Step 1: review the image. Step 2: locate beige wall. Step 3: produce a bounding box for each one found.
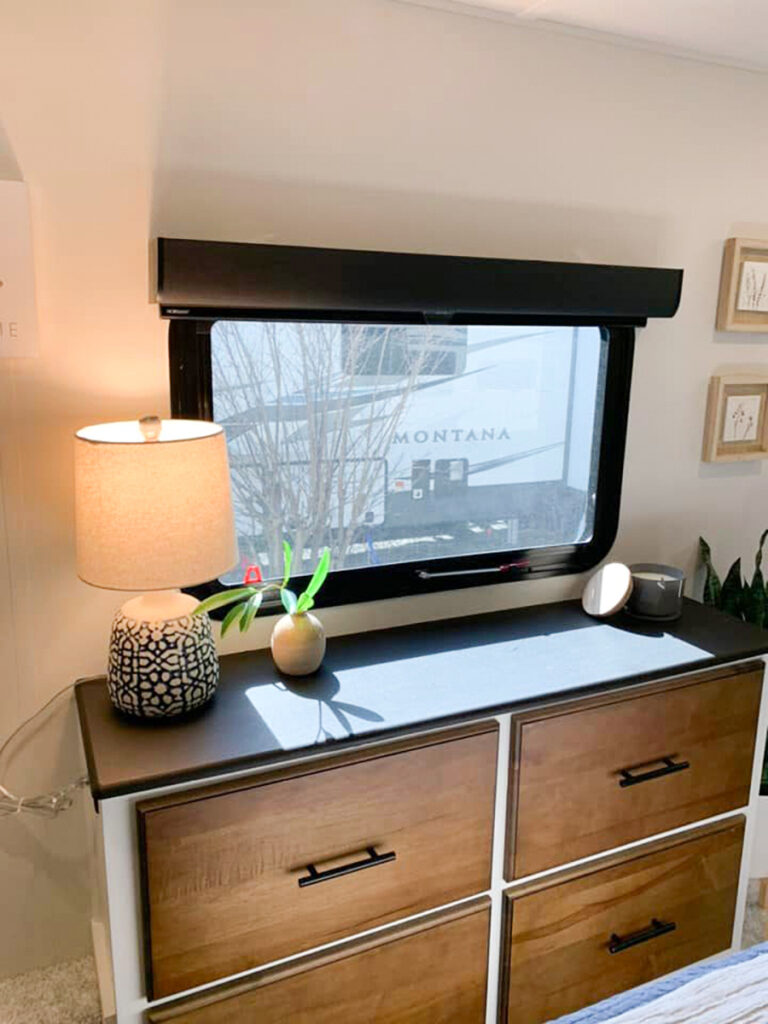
[1,0,768,976]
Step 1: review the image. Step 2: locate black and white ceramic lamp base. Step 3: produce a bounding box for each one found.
[107,592,219,717]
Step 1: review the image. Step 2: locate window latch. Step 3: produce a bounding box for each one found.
[416,560,530,580]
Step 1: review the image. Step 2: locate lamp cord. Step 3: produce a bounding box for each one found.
[0,683,89,818]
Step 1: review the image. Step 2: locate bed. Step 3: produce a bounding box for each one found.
[553,942,768,1024]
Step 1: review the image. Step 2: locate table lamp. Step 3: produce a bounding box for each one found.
[74,416,237,717]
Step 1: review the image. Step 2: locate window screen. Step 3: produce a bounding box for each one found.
[210,321,607,585]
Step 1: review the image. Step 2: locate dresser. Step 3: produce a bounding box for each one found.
[75,599,768,1023]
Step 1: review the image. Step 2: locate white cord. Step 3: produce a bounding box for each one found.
[0,683,89,818]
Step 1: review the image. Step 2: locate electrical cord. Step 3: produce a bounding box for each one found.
[0,682,89,818]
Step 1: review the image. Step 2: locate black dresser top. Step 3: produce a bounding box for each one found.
[75,598,768,802]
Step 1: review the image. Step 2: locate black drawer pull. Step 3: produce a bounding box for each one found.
[608,918,676,954]
[298,846,396,888]
[618,756,690,788]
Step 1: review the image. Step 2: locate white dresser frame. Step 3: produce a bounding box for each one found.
[86,655,768,1024]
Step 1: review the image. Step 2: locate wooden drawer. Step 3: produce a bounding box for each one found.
[500,817,744,1024]
[138,721,498,999]
[146,899,491,1023]
[507,663,761,878]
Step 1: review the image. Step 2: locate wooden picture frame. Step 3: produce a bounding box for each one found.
[703,372,768,462]
[717,238,768,332]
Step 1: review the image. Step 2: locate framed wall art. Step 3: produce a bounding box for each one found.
[716,238,768,332]
[703,371,768,462]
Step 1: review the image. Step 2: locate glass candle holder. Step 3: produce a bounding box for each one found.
[627,563,685,621]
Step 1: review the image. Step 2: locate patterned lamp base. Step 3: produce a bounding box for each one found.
[107,604,219,718]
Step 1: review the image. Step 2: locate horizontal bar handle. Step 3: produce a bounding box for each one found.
[298,846,396,888]
[618,756,690,788]
[608,918,676,955]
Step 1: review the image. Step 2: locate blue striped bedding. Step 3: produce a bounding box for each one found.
[552,942,768,1024]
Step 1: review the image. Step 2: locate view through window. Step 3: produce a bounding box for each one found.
[211,322,607,584]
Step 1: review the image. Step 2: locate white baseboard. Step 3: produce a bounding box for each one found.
[91,919,116,1024]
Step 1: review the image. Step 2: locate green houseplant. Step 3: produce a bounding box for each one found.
[699,530,768,627]
[700,530,768,790]
[195,542,331,675]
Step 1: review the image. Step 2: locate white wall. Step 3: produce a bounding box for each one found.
[1,0,768,976]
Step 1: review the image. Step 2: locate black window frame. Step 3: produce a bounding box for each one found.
[170,317,635,614]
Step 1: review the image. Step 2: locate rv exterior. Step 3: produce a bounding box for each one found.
[212,321,605,577]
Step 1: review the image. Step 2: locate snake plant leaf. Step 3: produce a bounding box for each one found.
[756,528,768,571]
[280,588,298,615]
[743,530,768,627]
[281,540,292,589]
[304,548,331,601]
[699,537,722,607]
[239,591,263,632]
[194,587,256,616]
[744,571,767,627]
[221,601,247,637]
[720,558,744,620]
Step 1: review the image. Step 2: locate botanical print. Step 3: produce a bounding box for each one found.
[722,393,762,443]
[737,261,768,312]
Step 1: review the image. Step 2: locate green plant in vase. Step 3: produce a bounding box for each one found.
[195,542,331,675]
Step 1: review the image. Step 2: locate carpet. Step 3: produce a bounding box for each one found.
[0,956,101,1024]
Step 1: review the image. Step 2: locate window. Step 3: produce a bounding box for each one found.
[169,317,634,607]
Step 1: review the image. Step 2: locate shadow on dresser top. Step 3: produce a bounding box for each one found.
[75,598,768,803]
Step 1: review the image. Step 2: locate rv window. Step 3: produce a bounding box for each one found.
[176,318,632,607]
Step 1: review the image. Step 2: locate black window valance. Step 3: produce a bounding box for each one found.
[154,238,683,327]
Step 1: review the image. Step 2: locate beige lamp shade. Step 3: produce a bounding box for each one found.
[74,418,237,591]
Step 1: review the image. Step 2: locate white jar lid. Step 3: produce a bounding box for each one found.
[581,562,633,619]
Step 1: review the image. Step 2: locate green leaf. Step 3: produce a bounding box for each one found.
[239,591,263,632]
[281,540,292,589]
[221,602,246,637]
[194,587,256,616]
[295,593,315,614]
[744,569,767,627]
[699,537,722,607]
[304,548,331,602]
[744,530,768,626]
[280,588,298,615]
[721,558,744,620]
[756,529,768,572]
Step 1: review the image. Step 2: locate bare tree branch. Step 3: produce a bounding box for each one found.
[212,322,440,577]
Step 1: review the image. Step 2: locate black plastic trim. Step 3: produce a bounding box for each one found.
[170,320,635,613]
[169,319,213,420]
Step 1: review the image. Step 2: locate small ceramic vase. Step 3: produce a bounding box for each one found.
[270,612,326,676]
